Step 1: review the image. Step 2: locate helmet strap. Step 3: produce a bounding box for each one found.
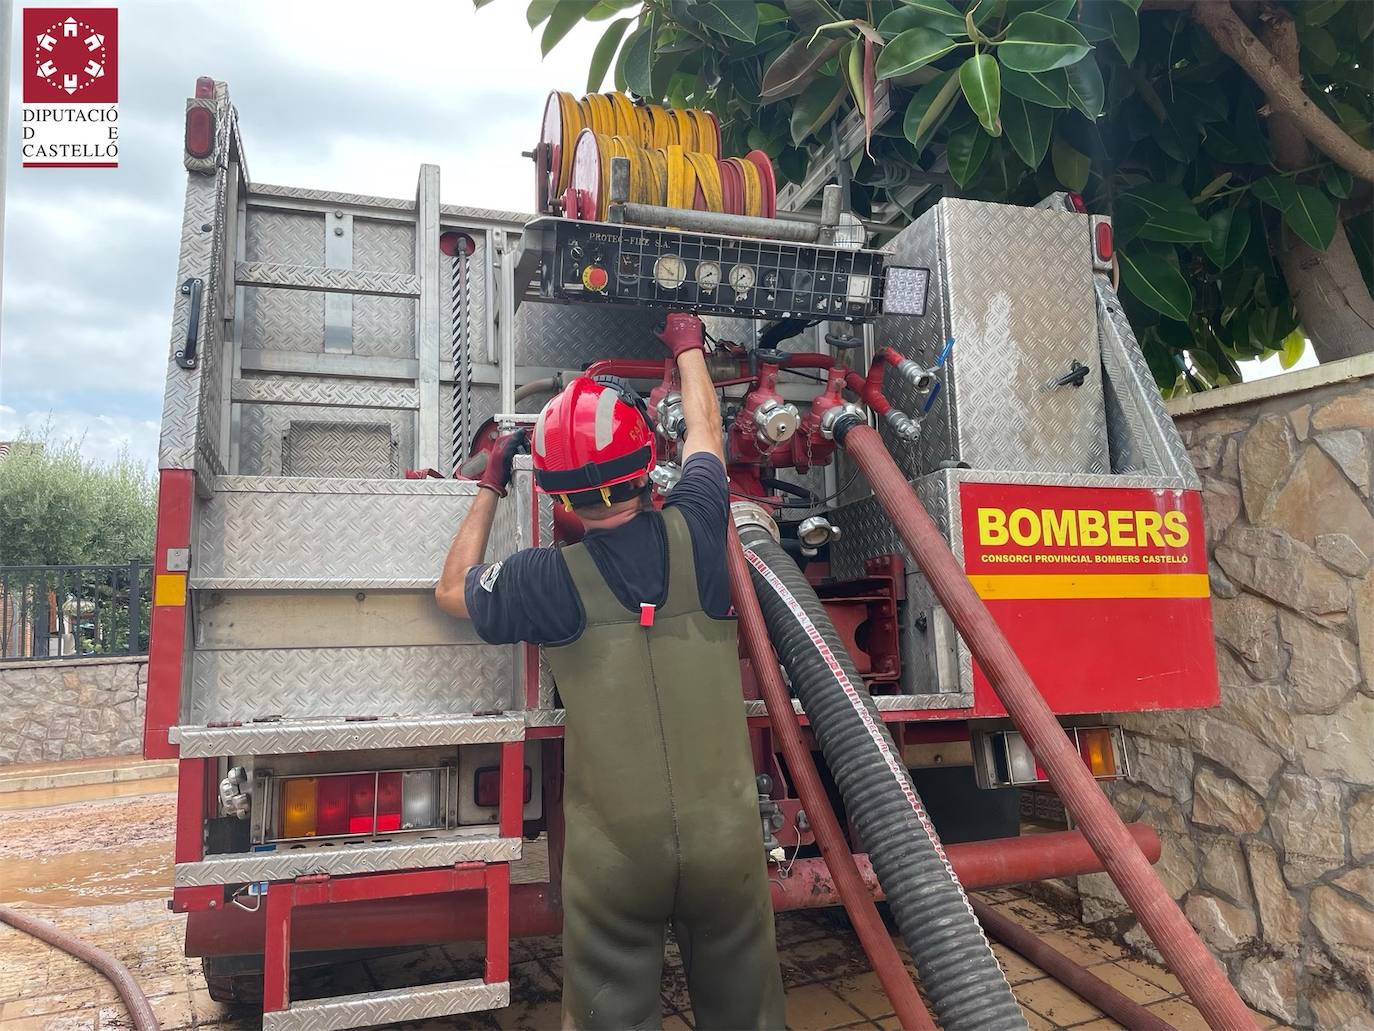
[559,494,573,512]
[599,486,612,506]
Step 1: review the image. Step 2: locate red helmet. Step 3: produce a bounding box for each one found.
[532,375,655,497]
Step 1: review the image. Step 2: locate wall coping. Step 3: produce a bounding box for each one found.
[1166,353,1374,418]
[0,654,147,673]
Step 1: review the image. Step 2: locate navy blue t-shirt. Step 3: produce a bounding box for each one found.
[464,453,731,645]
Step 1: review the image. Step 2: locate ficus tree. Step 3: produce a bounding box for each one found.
[492,0,1373,394]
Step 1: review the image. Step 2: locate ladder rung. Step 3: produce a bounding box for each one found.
[236,260,420,298]
[261,977,509,1031]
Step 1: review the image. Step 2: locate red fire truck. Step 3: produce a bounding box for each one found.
[145,78,1220,1029]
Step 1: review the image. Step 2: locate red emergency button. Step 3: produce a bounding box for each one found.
[582,265,609,292]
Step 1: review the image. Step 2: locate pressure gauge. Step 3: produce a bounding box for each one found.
[654,253,687,290]
[696,260,721,291]
[728,263,756,295]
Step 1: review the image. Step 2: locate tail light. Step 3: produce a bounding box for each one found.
[1068,192,1087,213]
[271,768,449,841]
[474,765,533,808]
[194,76,216,99]
[185,106,215,159]
[1094,221,1114,262]
[974,726,1125,788]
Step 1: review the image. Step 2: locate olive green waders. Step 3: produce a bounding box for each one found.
[545,508,785,1030]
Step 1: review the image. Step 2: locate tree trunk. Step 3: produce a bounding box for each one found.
[1261,8,1374,363]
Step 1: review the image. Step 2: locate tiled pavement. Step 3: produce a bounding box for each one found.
[0,766,1289,1030]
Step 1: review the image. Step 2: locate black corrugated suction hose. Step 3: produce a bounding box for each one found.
[739,528,1026,1031]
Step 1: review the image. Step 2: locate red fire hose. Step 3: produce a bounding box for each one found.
[837,421,1256,1030]
[726,531,936,1031]
[970,898,1176,1031]
[0,905,159,1031]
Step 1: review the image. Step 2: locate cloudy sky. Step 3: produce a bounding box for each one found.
[0,0,600,467]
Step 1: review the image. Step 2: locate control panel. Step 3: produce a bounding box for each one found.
[529,216,890,321]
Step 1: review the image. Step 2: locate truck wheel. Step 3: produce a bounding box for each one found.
[201,957,263,1007]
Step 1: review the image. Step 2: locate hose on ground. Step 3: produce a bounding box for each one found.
[0,905,159,1031]
[837,420,1256,1030]
[970,898,1175,1031]
[738,527,1027,1031]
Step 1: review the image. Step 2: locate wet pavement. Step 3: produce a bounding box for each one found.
[0,764,1287,1031]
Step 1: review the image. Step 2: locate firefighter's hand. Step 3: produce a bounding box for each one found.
[656,313,706,358]
[476,429,529,497]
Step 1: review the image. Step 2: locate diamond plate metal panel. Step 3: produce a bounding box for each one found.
[174,832,520,887]
[244,210,327,354]
[194,481,517,582]
[232,376,418,410]
[354,218,419,359]
[173,714,524,757]
[1096,277,1198,487]
[237,404,414,476]
[262,979,510,1031]
[283,422,396,479]
[250,182,532,227]
[515,301,664,368]
[235,261,419,297]
[187,645,517,724]
[878,200,1108,477]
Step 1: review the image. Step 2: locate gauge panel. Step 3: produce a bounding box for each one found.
[533,216,889,321]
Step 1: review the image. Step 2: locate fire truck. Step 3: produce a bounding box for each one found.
[145,78,1228,1029]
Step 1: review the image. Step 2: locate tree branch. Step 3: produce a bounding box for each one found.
[1189,0,1374,184]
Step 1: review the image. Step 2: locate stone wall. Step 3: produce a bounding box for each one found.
[1072,356,1374,1029]
[0,656,147,765]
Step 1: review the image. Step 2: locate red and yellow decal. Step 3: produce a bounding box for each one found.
[957,482,1217,717]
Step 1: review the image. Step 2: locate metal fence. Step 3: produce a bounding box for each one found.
[0,561,152,660]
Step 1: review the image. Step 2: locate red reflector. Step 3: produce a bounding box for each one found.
[194,76,216,99]
[348,773,376,834]
[316,777,350,836]
[474,766,533,808]
[1068,192,1086,213]
[185,107,215,159]
[1095,222,1114,262]
[376,772,403,832]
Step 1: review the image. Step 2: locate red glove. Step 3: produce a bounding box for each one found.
[656,313,706,359]
[476,429,528,497]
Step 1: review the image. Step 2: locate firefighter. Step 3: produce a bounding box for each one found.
[435,313,785,1031]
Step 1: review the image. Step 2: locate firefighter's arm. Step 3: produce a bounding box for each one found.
[435,489,499,619]
[658,314,724,464]
[435,430,527,619]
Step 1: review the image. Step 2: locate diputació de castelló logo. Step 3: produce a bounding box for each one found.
[21,7,120,168]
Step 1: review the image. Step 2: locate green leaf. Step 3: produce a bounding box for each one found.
[1252,175,1298,213]
[621,23,655,97]
[1078,0,1138,63]
[879,0,967,37]
[1000,66,1069,108]
[1323,164,1353,199]
[1203,205,1251,270]
[790,75,848,144]
[1116,185,1211,243]
[761,36,846,98]
[542,0,597,56]
[696,2,760,42]
[998,12,1092,72]
[1194,172,1232,203]
[1004,0,1075,18]
[786,0,844,32]
[1064,56,1103,118]
[584,0,639,19]
[1120,247,1193,322]
[959,53,1002,136]
[1050,133,1089,191]
[758,3,789,23]
[1278,328,1307,369]
[1299,25,1340,68]
[1299,0,1345,26]
[1002,94,1052,168]
[946,120,992,187]
[875,27,959,79]
[1284,185,1337,250]
[527,0,557,28]
[903,68,962,150]
[588,17,633,93]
